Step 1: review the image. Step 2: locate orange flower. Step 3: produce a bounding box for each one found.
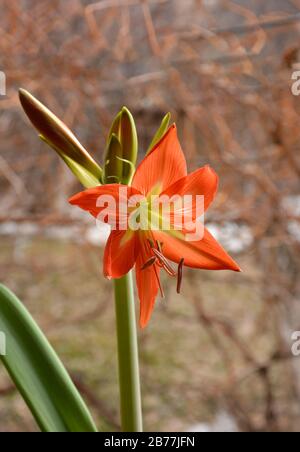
[70,125,241,328]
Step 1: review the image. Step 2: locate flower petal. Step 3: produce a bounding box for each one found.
[154,228,241,272]
[135,236,161,328]
[69,184,142,229]
[132,125,187,196]
[161,165,218,213]
[104,230,137,279]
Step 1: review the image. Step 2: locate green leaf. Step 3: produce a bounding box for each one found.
[147,112,171,155]
[0,284,98,432]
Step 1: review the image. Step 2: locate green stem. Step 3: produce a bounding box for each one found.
[114,272,143,432]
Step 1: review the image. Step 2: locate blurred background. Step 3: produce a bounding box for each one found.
[1,0,300,432]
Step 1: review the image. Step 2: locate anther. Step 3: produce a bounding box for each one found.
[177,258,184,294]
[141,256,157,271]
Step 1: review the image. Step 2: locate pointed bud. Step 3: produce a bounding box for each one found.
[147,112,171,155]
[19,89,103,188]
[103,134,123,184]
[104,107,138,185]
[107,110,122,139]
[119,107,138,183]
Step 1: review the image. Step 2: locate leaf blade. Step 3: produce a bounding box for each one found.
[0,284,98,432]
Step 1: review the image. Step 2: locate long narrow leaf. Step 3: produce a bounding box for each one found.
[0,284,98,432]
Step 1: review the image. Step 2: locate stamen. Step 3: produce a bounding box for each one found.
[141,256,157,270]
[143,240,164,297]
[177,258,184,294]
[154,242,164,268]
[154,265,165,298]
[156,242,165,269]
[156,240,163,253]
[152,249,177,277]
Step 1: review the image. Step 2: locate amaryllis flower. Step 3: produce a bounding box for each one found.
[70,125,241,328]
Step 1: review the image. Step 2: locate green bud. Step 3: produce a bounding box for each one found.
[19,88,103,188]
[103,134,123,184]
[39,135,101,188]
[147,112,171,155]
[119,107,138,182]
[104,107,138,185]
[107,110,122,139]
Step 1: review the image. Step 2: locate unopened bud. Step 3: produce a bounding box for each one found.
[104,107,138,184]
[19,88,103,188]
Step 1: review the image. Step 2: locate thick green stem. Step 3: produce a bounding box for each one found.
[114,272,143,432]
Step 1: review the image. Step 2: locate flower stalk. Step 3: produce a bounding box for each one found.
[114,274,143,432]
[106,108,143,432]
